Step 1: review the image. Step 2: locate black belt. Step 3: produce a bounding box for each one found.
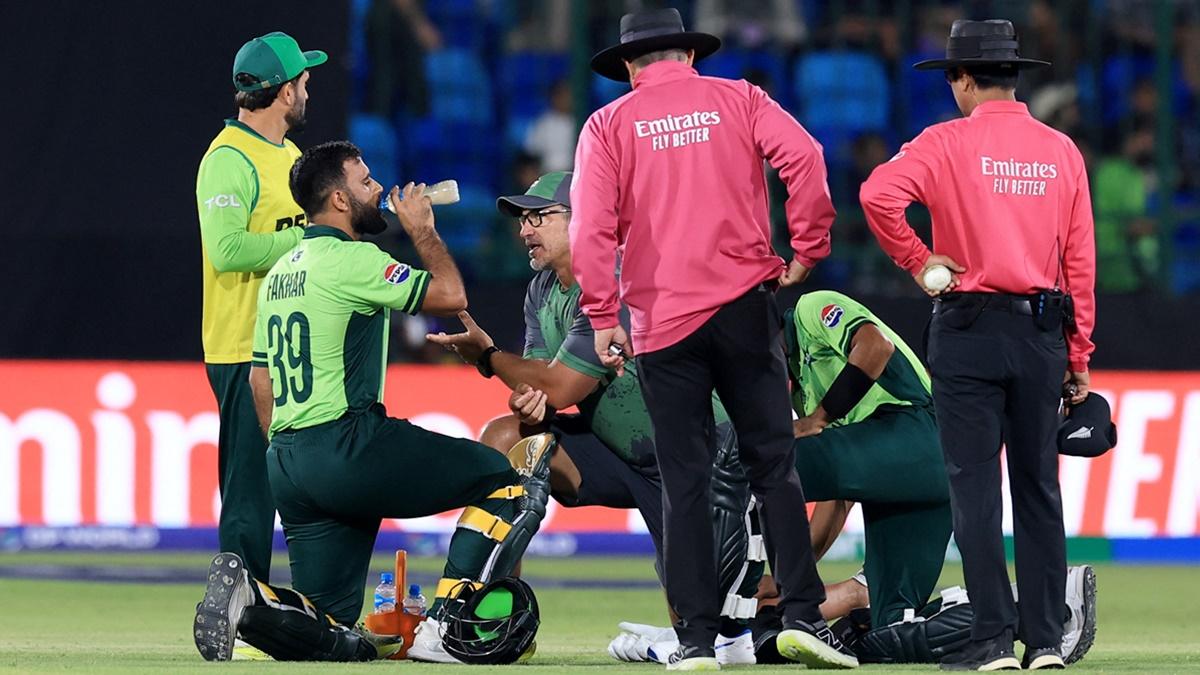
[935,292,1033,316]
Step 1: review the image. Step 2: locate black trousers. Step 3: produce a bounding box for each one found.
[637,286,825,649]
[928,301,1067,649]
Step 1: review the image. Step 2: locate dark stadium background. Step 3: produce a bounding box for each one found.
[0,0,1196,370]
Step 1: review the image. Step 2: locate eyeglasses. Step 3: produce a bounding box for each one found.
[518,209,571,228]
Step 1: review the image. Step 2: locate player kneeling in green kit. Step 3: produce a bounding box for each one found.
[755,290,1095,666]
[753,289,953,662]
[613,290,1097,665]
[192,141,553,663]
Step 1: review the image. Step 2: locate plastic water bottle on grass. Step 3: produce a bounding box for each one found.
[373,572,396,613]
[402,584,427,616]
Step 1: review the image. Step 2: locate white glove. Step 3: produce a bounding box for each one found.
[607,622,677,663]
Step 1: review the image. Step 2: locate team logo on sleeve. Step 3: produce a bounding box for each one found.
[203,194,242,210]
[820,304,844,328]
[384,262,411,284]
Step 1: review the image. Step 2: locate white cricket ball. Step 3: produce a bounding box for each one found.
[924,264,952,292]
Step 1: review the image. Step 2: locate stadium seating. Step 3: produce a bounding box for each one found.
[349,114,400,193]
[696,48,793,109]
[499,51,570,149]
[794,50,891,165]
[425,48,495,126]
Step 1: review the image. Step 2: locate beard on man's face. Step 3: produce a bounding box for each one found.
[350,192,388,235]
[285,99,307,134]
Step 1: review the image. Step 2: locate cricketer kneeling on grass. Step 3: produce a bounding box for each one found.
[611,290,1097,666]
[192,141,552,663]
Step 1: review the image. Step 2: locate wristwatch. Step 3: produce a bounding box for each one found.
[476,345,500,378]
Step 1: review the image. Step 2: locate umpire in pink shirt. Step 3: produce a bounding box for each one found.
[569,8,856,670]
[861,20,1096,672]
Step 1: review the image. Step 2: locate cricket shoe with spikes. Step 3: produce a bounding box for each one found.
[193,552,252,661]
[1061,564,1097,664]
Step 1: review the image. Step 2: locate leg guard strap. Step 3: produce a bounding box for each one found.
[480,504,544,582]
[486,486,526,500]
[436,577,483,600]
[721,593,759,620]
[458,506,513,543]
[442,434,556,589]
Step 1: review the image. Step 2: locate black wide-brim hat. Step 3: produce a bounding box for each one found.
[914,19,1050,71]
[1058,393,1118,458]
[591,8,721,82]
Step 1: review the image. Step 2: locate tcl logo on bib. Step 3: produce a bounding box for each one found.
[203,194,242,210]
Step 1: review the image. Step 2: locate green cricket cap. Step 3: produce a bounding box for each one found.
[497,171,572,217]
[233,31,327,92]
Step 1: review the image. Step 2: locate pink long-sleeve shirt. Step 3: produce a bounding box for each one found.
[860,100,1096,372]
[569,61,834,354]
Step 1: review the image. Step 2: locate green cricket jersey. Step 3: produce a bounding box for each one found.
[251,225,430,434]
[523,270,728,467]
[785,290,931,427]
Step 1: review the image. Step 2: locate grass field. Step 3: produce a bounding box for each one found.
[0,552,1196,673]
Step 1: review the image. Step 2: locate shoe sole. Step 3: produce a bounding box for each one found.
[1064,565,1097,665]
[776,630,859,669]
[1027,654,1065,669]
[232,639,272,661]
[979,656,1022,671]
[407,647,461,663]
[193,553,251,662]
[407,641,463,664]
[666,656,720,671]
[941,656,1021,672]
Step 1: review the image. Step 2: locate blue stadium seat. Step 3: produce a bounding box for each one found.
[433,182,497,253]
[590,73,630,109]
[500,52,569,118]
[795,51,890,132]
[424,0,494,49]
[897,49,960,137]
[1076,54,1190,127]
[1170,195,1200,294]
[696,49,792,108]
[347,0,372,109]
[405,118,501,188]
[794,50,891,163]
[425,48,495,125]
[349,114,399,192]
[499,51,570,149]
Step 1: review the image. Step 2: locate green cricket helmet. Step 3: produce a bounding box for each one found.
[438,577,540,664]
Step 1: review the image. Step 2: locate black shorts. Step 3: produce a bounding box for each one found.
[549,414,664,579]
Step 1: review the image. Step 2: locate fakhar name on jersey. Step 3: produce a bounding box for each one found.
[267,271,307,301]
